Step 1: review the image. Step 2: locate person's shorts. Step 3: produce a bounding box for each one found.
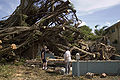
[42,59,46,63]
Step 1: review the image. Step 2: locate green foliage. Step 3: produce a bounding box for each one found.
[19,14,28,26]
[0,58,7,63]
[94,25,107,37]
[62,25,104,42]
[71,43,79,47]
[62,30,74,43]
[14,61,24,66]
[79,25,97,40]
[80,25,92,32]
[0,65,15,78]
[14,58,25,66]
[95,25,99,28]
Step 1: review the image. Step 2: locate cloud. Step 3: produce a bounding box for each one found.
[105,20,120,27]
[71,0,120,16]
[105,22,111,26]
[79,21,87,27]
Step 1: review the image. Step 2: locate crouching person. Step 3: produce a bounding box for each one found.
[64,48,71,75]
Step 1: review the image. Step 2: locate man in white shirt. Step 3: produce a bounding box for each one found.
[64,48,71,74]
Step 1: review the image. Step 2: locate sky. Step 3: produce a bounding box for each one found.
[0,0,120,31]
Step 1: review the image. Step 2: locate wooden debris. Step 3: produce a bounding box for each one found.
[0,45,2,49]
[11,44,17,50]
[0,0,80,61]
[0,0,117,62]
[70,46,96,57]
[85,72,94,79]
[55,68,65,75]
[0,40,2,44]
[100,73,107,78]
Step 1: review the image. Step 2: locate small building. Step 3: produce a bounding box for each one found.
[105,21,120,52]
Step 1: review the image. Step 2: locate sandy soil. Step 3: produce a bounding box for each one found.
[0,64,119,80]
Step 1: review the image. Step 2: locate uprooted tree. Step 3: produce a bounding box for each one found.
[0,0,117,62]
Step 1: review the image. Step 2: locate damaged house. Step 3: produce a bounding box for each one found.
[105,21,120,52]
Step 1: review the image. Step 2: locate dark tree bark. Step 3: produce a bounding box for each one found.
[0,0,117,62]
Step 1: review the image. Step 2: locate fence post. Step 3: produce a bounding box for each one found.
[76,53,80,76]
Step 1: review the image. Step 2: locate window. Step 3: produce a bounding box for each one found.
[111,28,115,33]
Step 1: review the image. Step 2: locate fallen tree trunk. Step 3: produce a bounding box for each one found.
[0,0,117,62]
[1,0,78,28]
[70,46,101,60]
[70,46,95,56]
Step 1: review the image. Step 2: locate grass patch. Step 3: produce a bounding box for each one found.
[0,64,15,78]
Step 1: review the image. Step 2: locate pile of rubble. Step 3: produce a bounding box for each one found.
[0,0,117,62]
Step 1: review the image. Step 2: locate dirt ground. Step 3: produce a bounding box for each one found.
[0,63,120,80]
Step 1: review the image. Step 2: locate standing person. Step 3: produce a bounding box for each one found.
[64,48,71,74]
[41,46,48,70]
